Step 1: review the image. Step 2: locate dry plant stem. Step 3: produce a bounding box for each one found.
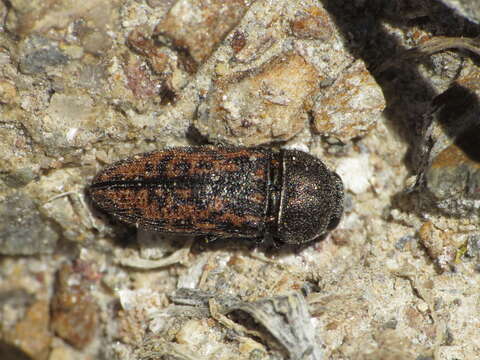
[378,36,480,73]
[208,298,265,340]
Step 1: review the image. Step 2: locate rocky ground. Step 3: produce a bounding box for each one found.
[1,0,480,359]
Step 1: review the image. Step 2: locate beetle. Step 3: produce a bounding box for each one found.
[88,146,344,244]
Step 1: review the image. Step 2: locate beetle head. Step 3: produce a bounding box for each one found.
[277,150,344,244]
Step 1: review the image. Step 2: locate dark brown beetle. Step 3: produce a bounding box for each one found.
[88,147,343,244]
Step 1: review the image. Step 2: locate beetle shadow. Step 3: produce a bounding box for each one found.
[189,235,258,255]
[320,0,480,173]
[430,83,480,162]
[189,232,330,258]
[185,124,210,146]
[261,234,331,257]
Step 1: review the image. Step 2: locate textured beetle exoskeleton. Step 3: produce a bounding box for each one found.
[89,146,344,244]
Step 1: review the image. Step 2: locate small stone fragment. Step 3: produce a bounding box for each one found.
[0,289,34,329]
[0,192,58,255]
[418,221,457,271]
[416,68,480,216]
[195,53,319,146]
[127,28,182,104]
[175,319,208,346]
[50,261,99,350]
[0,80,18,105]
[313,59,386,142]
[128,28,172,73]
[289,5,335,40]
[146,0,172,8]
[154,0,251,70]
[0,122,36,186]
[336,154,373,194]
[81,30,112,56]
[0,167,36,188]
[6,0,117,38]
[123,53,158,100]
[18,35,69,75]
[425,144,480,202]
[48,346,75,360]
[1,300,52,360]
[4,0,53,35]
[28,92,123,155]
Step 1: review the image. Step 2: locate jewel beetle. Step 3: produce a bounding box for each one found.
[88,146,344,244]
